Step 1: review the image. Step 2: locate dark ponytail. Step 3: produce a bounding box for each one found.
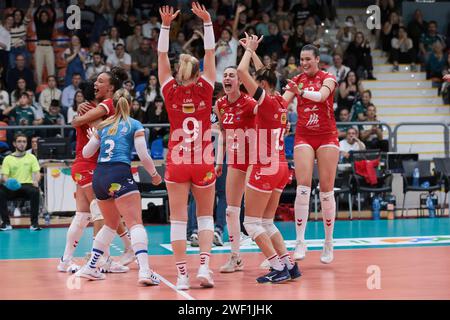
[301,44,320,57]
[255,63,277,88]
[103,67,129,92]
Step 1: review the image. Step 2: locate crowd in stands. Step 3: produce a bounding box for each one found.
[0,0,449,158]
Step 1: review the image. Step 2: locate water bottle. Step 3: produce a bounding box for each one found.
[372,195,381,220]
[412,168,420,187]
[44,212,50,226]
[426,194,435,218]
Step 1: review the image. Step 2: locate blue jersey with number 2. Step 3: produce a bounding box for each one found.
[98,118,144,165]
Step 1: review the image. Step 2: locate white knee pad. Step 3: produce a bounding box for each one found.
[74,211,91,228]
[295,186,311,206]
[320,191,335,212]
[90,199,104,222]
[262,218,279,238]
[197,216,214,232]
[171,220,187,242]
[243,216,265,240]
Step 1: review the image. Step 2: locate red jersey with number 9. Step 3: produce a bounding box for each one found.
[255,90,288,164]
[291,70,337,136]
[74,98,115,163]
[162,76,214,164]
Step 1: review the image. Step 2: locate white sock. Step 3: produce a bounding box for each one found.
[88,225,116,269]
[176,261,187,277]
[280,253,294,270]
[129,224,149,271]
[226,206,241,254]
[294,186,311,242]
[320,191,336,242]
[267,254,284,271]
[119,229,132,250]
[62,212,90,261]
[200,252,211,268]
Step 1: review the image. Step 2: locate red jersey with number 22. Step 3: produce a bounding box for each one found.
[74,98,115,163]
[291,70,337,136]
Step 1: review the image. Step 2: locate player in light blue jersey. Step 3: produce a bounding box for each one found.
[75,89,162,286]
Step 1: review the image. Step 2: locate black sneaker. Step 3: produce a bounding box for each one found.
[256,266,291,284]
[0,223,12,231]
[288,262,302,280]
[30,225,42,231]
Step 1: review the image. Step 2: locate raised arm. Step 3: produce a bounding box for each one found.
[237,34,263,97]
[192,2,216,84]
[157,6,180,86]
[239,37,264,71]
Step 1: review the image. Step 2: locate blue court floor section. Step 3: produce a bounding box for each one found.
[0,218,449,260]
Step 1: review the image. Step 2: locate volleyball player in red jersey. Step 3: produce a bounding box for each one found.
[237,34,301,283]
[214,66,257,273]
[283,44,339,264]
[57,68,131,273]
[158,4,216,290]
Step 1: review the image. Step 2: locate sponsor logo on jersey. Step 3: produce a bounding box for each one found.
[304,105,319,113]
[182,103,195,114]
[281,113,287,124]
[306,113,319,127]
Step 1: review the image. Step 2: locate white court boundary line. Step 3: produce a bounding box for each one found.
[153,272,195,300]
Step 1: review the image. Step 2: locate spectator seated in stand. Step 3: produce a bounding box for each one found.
[390,26,416,72]
[38,75,61,113]
[359,104,389,152]
[339,127,366,163]
[43,99,65,138]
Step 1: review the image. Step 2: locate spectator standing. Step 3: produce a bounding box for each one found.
[9,1,34,68]
[33,1,56,86]
[64,35,87,87]
[215,5,243,83]
[407,9,427,58]
[0,16,12,81]
[287,24,306,59]
[0,133,41,231]
[291,0,316,27]
[381,11,401,54]
[39,75,61,113]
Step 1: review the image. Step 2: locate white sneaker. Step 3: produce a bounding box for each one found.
[259,259,270,269]
[119,248,136,266]
[320,241,334,264]
[239,232,253,246]
[98,256,129,273]
[293,240,307,260]
[57,257,80,273]
[176,274,190,290]
[138,269,160,286]
[220,254,244,273]
[75,265,106,280]
[197,265,214,288]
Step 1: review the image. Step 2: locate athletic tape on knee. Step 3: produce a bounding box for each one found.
[90,199,104,222]
[320,191,336,214]
[262,218,279,238]
[170,220,187,242]
[243,216,265,240]
[74,211,91,228]
[197,216,214,232]
[295,185,311,206]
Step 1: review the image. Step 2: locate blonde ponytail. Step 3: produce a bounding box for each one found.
[179,54,200,82]
[97,89,131,136]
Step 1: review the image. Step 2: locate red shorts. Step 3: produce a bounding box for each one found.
[165,162,216,188]
[294,133,339,152]
[228,163,250,173]
[247,162,290,193]
[71,161,97,187]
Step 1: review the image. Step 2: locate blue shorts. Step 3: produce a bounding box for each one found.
[92,162,139,200]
